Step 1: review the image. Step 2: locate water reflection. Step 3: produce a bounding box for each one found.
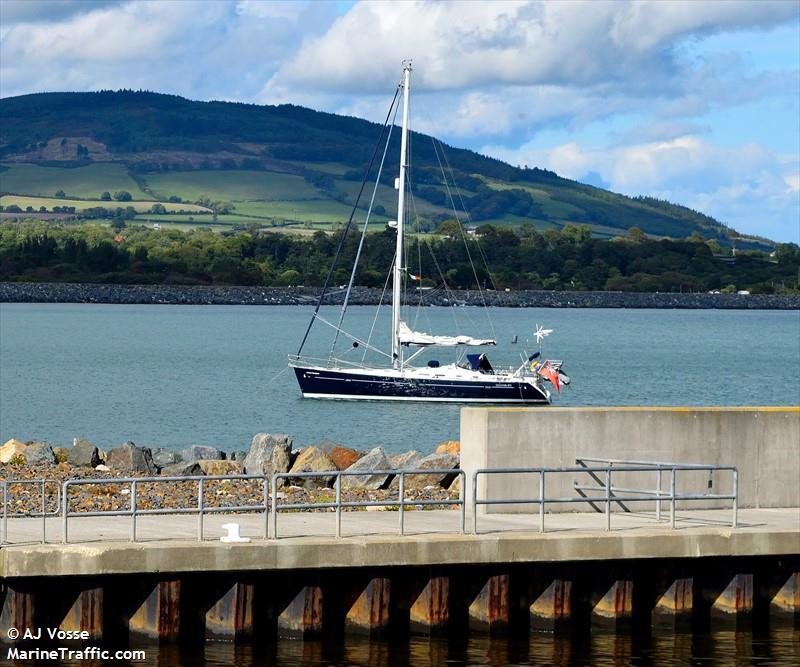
[62,628,796,667]
[39,628,800,667]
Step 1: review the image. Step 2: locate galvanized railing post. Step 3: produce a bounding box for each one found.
[41,479,46,544]
[670,468,676,529]
[459,470,465,534]
[605,468,611,531]
[539,470,545,533]
[131,480,137,542]
[197,478,204,541]
[472,472,478,535]
[732,468,738,528]
[399,472,405,536]
[656,465,662,522]
[263,475,269,540]
[271,475,278,540]
[335,473,342,539]
[62,481,69,543]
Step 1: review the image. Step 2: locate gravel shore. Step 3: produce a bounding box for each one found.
[0,462,460,516]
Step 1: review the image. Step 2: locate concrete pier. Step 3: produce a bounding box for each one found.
[0,508,797,645]
[1,405,798,647]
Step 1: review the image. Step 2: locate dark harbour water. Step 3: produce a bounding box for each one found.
[1,304,798,453]
[2,304,799,666]
[44,628,800,667]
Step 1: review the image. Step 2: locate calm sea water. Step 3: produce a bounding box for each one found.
[1,303,798,454]
[52,628,800,667]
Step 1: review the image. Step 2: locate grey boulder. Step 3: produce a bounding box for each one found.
[160,461,204,477]
[24,441,56,465]
[403,453,460,490]
[390,450,424,470]
[179,445,226,462]
[152,448,181,468]
[106,441,157,474]
[69,437,100,468]
[341,447,393,490]
[243,433,292,477]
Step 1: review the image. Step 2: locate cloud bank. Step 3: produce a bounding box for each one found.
[1,0,798,241]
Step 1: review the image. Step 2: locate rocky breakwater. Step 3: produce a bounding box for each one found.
[2,282,798,309]
[0,436,462,515]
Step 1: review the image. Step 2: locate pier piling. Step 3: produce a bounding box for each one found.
[129,579,181,642]
[529,578,573,632]
[468,574,510,632]
[410,576,449,634]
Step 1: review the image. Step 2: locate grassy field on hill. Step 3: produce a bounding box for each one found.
[144,169,321,201]
[0,194,210,214]
[0,162,147,199]
[0,90,759,245]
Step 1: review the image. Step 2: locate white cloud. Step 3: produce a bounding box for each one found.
[485,135,800,241]
[0,1,339,100]
[0,0,797,241]
[264,0,797,94]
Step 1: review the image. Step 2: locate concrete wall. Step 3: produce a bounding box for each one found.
[460,407,800,513]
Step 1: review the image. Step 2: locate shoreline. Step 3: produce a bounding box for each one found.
[1,282,798,309]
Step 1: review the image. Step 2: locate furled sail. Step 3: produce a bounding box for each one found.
[398,321,496,347]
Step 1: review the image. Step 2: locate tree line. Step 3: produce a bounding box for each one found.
[0,220,797,294]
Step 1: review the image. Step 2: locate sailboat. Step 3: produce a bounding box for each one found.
[289,62,566,403]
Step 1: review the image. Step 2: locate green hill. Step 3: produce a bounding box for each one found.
[0,90,760,244]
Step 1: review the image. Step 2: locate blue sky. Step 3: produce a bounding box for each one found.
[1,0,798,242]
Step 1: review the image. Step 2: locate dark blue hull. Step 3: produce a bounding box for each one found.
[293,366,549,403]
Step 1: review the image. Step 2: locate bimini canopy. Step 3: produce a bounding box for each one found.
[466,353,494,374]
[398,321,496,347]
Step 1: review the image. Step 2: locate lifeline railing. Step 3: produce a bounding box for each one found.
[0,479,61,544]
[471,462,738,534]
[271,468,466,539]
[61,474,271,543]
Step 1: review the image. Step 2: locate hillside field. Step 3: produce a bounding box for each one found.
[0,90,761,244]
[0,162,147,199]
[0,194,211,214]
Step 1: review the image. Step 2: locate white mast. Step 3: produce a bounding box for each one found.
[392,61,412,369]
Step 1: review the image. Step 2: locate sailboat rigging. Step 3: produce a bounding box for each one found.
[289,61,567,403]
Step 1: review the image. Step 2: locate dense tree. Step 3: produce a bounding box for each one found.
[0,221,796,294]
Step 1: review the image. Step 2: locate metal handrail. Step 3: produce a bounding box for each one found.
[575,457,737,522]
[61,474,270,544]
[0,478,61,545]
[1,462,739,545]
[271,468,465,539]
[577,457,729,469]
[472,464,738,534]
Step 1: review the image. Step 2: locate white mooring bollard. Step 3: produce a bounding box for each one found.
[220,523,250,543]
